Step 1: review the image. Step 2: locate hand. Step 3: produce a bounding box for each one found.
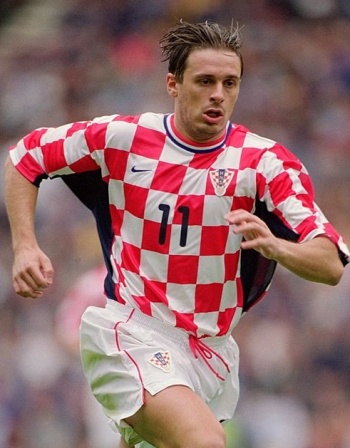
[225,209,279,259]
[12,246,54,298]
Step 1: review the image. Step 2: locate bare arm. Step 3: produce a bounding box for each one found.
[4,156,54,298]
[225,209,344,286]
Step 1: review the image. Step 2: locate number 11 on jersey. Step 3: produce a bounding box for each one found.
[158,204,190,247]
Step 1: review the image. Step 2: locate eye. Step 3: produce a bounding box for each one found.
[198,78,213,86]
[224,79,238,88]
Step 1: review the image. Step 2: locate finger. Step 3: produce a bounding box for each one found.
[225,209,254,223]
[18,270,43,289]
[231,221,258,235]
[41,266,54,285]
[13,264,53,295]
[24,264,53,289]
[39,257,54,286]
[23,290,44,299]
[13,277,44,299]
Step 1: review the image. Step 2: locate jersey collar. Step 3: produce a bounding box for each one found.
[164,114,232,153]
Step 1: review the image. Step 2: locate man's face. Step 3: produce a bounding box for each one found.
[166,48,242,143]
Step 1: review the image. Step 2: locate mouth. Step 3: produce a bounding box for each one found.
[203,108,224,124]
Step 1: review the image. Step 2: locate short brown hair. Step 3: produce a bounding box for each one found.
[160,20,244,82]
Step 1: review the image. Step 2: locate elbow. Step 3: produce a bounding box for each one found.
[327,276,342,287]
[319,238,346,286]
[326,264,344,286]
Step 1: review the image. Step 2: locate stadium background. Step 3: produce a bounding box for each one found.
[1,0,350,447]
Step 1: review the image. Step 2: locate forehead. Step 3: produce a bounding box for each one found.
[185,47,241,78]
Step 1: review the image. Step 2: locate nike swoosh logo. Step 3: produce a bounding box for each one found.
[131,166,153,173]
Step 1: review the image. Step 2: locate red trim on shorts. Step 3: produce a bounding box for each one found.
[114,309,146,403]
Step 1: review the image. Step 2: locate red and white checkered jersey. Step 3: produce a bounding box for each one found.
[10,112,350,337]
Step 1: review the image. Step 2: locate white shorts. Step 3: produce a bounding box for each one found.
[79,299,240,445]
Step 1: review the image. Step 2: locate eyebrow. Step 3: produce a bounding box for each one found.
[194,73,241,80]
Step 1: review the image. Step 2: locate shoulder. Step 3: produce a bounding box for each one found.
[92,112,165,128]
[229,123,301,163]
[87,112,166,151]
[228,123,278,150]
[98,112,166,141]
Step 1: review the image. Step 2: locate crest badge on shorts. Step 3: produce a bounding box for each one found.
[209,168,235,196]
[149,351,172,372]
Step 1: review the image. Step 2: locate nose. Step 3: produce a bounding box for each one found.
[210,83,225,103]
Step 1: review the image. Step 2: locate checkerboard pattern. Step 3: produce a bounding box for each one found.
[10,112,350,337]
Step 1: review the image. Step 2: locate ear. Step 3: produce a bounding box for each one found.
[166,73,178,98]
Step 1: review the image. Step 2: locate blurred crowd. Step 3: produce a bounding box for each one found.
[1,0,350,447]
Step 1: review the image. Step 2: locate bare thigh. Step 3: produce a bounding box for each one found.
[124,385,226,448]
[119,439,134,448]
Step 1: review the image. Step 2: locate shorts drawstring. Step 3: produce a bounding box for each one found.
[189,335,230,381]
